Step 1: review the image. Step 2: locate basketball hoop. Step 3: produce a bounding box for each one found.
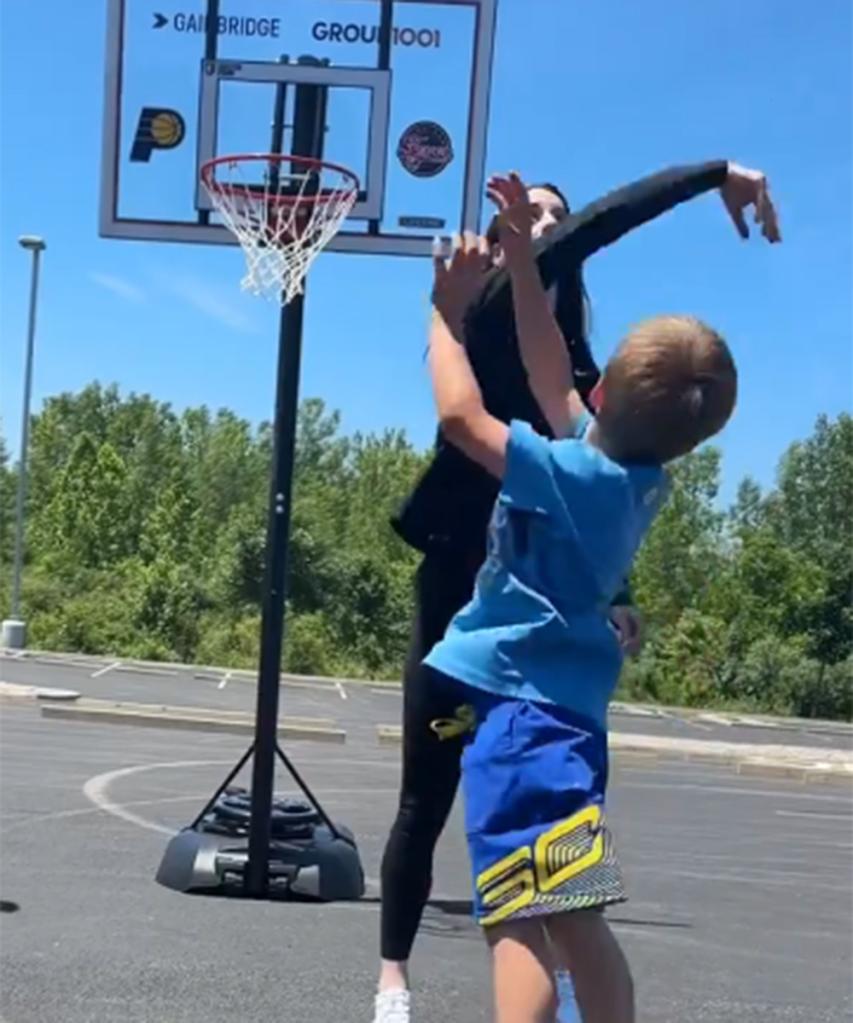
[201,154,360,305]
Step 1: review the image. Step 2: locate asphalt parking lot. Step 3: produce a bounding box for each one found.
[1,664,851,1023]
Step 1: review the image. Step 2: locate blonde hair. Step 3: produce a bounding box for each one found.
[597,316,737,463]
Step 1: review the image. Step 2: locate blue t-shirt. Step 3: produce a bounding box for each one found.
[424,416,667,728]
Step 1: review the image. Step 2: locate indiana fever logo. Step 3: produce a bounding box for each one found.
[396,121,454,178]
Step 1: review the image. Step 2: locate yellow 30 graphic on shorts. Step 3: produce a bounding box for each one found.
[475,804,624,926]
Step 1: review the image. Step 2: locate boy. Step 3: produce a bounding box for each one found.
[424,173,746,1023]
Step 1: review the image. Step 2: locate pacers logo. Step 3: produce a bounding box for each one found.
[396,121,453,178]
[130,107,186,162]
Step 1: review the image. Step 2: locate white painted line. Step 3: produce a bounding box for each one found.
[82,760,208,837]
[696,713,734,726]
[610,703,657,717]
[776,809,853,822]
[217,672,232,691]
[83,759,381,836]
[2,791,220,834]
[685,719,715,732]
[336,681,348,701]
[91,661,121,679]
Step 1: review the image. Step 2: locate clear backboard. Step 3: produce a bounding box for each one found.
[100,0,497,256]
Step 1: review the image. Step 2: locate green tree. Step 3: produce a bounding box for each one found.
[729,476,765,536]
[632,447,725,627]
[27,384,182,558]
[621,610,731,707]
[35,435,132,570]
[0,433,16,576]
[767,413,853,663]
[708,526,827,654]
[8,382,849,717]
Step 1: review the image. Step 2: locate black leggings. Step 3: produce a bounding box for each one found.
[380,550,479,962]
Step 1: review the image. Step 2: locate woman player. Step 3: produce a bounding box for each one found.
[373,159,781,1023]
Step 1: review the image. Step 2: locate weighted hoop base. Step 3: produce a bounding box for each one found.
[156,823,364,901]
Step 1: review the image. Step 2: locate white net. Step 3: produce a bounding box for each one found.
[201,155,359,306]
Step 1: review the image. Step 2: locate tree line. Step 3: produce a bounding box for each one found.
[0,384,849,719]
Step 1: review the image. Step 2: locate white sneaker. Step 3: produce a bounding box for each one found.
[373,988,411,1023]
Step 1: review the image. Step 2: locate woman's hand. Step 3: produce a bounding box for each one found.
[431,232,491,333]
[486,172,537,265]
[721,164,782,243]
[610,605,644,657]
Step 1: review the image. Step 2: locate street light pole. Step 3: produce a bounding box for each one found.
[2,235,46,651]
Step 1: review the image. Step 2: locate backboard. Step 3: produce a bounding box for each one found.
[100,0,498,256]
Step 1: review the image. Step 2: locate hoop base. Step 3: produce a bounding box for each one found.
[156,825,364,901]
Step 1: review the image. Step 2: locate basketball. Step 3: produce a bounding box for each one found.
[150,111,182,147]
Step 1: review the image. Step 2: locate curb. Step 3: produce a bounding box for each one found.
[0,681,81,702]
[39,698,346,743]
[375,724,853,783]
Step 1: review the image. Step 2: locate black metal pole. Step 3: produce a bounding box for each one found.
[199,0,220,227]
[377,0,393,72]
[244,291,308,897]
[368,0,393,237]
[244,66,326,899]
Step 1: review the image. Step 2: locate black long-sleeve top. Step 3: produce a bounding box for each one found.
[392,160,729,561]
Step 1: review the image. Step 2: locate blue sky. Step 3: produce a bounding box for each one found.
[1,0,850,505]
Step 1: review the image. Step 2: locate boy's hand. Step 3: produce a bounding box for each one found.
[721,164,782,243]
[432,232,490,333]
[486,172,537,266]
[610,606,644,657]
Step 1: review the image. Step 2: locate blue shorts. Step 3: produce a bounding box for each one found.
[431,678,626,927]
